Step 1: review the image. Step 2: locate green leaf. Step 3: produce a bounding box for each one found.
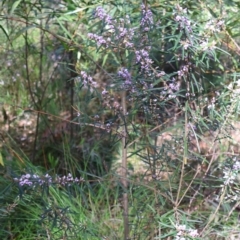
[56,17,72,40]
[64,7,89,15]
[102,53,108,67]
[0,24,11,44]
[10,0,24,15]
[0,152,4,167]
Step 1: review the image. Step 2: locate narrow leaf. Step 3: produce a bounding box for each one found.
[0,25,11,44]
[0,152,4,167]
[10,0,23,15]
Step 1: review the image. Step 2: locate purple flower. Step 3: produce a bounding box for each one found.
[177,70,184,77]
[80,70,87,79]
[156,71,166,77]
[118,27,128,38]
[140,4,153,30]
[118,68,131,80]
[80,71,97,88]
[175,14,192,32]
[105,15,112,24]
[94,6,113,25]
[118,68,133,88]
[135,49,153,72]
[102,89,108,95]
[14,173,84,188]
[88,33,109,47]
[95,6,107,20]
[169,82,180,91]
[233,158,240,171]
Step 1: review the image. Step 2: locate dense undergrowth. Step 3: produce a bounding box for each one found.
[1,0,240,239]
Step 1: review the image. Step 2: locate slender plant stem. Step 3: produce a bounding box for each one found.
[121,90,129,240]
[175,102,188,209]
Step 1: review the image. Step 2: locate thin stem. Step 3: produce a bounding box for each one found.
[121,90,129,240]
[175,102,188,208]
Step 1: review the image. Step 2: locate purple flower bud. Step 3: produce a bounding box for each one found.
[140,4,153,29]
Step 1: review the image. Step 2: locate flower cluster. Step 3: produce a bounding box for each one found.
[55,173,85,186]
[227,79,240,103]
[175,224,199,239]
[78,71,98,89]
[224,188,240,203]
[173,5,192,33]
[177,64,190,78]
[101,88,122,113]
[175,14,192,32]
[140,4,154,31]
[216,157,240,203]
[205,93,216,110]
[89,6,156,76]
[88,33,111,47]
[222,157,240,186]
[135,48,153,73]
[118,68,133,89]
[94,6,113,24]
[168,81,180,91]
[233,160,240,171]
[174,6,222,56]
[159,78,181,100]
[223,170,235,186]
[156,71,166,77]
[199,40,216,52]
[89,6,135,49]
[14,173,52,187]
[14,173,84,188]
[205,19,225,33]
[181,40,191,50]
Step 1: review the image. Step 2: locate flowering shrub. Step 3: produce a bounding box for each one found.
[81,4,228,129]
[1,1,240,239]
[80,3,240,239]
